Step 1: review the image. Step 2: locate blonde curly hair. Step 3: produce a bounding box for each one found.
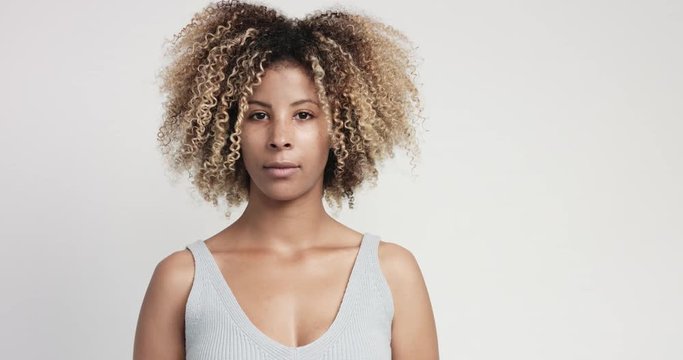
[156,0,423,218]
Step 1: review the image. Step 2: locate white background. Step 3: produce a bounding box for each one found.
[0,0,681,359]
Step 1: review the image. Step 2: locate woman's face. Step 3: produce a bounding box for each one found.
[240,61,331,202]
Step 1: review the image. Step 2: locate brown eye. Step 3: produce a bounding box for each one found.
[250,112,268,120]
[295,111,313,120]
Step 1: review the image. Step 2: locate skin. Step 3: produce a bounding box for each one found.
[133,61,439,359]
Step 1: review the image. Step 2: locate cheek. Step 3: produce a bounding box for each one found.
[316,134,332,165]
[309,130,331,158]
[239,138,259,166]
[323,120,333,148]
[320,134,331,153]
[239,127,260,153]
[314,121,331,145]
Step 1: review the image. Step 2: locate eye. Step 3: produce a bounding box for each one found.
[295,111,314,120]
[249,111,268,120]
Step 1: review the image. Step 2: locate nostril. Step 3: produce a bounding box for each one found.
[269,142,292,148]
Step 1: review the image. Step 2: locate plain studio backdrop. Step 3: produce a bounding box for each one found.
[0,0,681,359]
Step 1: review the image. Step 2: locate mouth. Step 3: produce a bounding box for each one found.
[263,160,300,178]
[263,166,300,178]
[263,165,299,169]
[264,160,299,169]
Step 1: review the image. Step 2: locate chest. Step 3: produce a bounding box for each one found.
[212,248,358,348]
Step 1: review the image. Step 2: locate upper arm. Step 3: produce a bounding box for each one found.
[378,241,439,360]
[133,249,195,360]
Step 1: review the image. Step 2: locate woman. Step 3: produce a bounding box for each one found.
[134,1,439,359]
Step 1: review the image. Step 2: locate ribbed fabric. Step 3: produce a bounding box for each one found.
[184,232,394,360]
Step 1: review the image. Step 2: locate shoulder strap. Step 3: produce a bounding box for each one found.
[358,232,381,272]
[361,232,394,317]
[185,239,212,282]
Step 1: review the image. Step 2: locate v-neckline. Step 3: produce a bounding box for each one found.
[197,233,370,358]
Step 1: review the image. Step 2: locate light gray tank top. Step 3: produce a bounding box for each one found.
[184,232,394,359]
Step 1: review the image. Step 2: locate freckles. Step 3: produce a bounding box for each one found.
[312,129,330,146]
[297,124,325,139]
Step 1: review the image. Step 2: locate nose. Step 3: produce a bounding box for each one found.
[268,114,293,150]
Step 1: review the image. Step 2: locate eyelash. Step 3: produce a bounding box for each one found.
[249,111,314,121]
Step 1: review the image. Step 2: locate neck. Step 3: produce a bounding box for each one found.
[230,184,337,251]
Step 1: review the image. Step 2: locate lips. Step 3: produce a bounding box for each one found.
[263,160,299,169]
[263,160,300,178]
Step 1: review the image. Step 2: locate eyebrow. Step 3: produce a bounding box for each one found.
[247,99,320,108]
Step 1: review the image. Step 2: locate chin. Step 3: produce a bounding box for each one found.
[248,174,324,203]
[267,193,302,202]
[255,183,311,202]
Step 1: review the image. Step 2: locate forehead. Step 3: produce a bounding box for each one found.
[249,62,317,99]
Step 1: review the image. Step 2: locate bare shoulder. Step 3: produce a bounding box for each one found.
[152,248,196,289]
[377,240,428,297]
[133,247,195,360]
[376,240,431,304]
[377,240,420,274]
[377,239,440,360]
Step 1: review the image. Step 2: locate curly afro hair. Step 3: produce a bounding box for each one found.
[156,0,423,218]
